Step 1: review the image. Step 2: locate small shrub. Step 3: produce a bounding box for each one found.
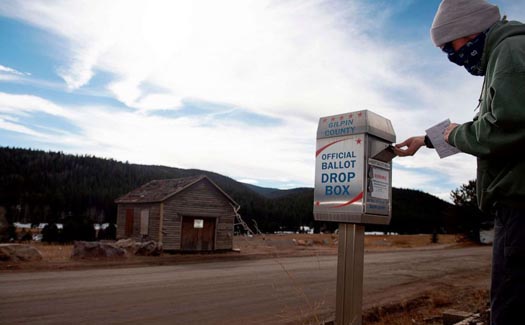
[62,217,96,242]
[42,223,60,243]
[6,224,17,242]
[20,230,33,242]
[97,224,116,240]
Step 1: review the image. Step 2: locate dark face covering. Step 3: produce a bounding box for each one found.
[442,32,487,76]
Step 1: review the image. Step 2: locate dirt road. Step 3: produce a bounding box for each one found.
[0,246,491,324]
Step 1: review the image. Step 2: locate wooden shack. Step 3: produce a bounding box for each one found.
[115,175,239,251]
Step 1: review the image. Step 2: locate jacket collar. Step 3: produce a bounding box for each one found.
[482,19,525,70]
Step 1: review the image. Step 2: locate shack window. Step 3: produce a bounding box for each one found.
[140,209,149,235]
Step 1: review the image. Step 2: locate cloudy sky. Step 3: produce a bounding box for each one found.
[0,0,523,201]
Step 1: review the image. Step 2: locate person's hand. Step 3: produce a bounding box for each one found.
[394,136,425,157]
[444,123,459,144]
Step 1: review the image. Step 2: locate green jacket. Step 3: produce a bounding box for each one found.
[449,20,525,212]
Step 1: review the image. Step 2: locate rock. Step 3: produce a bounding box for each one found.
[0,244,43,262]
[114,239,162,256]
[442,309,472,325]
[115,238,136,255]
[453,310,489,325]
[295,239,307,246]
[135,241,162,256]
[295,239,313,246]
[71,241,126,259]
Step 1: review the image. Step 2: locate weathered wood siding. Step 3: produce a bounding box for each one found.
[215,215,234,250]
[162,179,235,250]
[116,203,161,241]
[162,206,182,250]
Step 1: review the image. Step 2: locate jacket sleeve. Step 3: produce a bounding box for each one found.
[449,73,525,157]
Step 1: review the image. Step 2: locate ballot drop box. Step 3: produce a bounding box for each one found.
[314,110,396,224]
[314,110,396,325]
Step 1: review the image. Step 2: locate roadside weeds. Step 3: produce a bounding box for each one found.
[362,286,488,325]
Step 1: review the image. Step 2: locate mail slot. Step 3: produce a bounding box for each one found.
[314,110,396,225]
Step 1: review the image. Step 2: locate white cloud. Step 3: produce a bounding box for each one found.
[239,179,259,185]
[0,64,29,76]
[0,74,19,82]
[0,92,315,185]
[0,0,520,196]
[0,0,410,116]
[0,92,70,117]
[0,117,44,137]
[75,108,316,184]
[0,64,31,82]
[393,149,476,202]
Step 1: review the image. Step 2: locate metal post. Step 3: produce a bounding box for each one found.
[336,223,365,325]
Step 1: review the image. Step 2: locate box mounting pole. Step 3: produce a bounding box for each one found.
[336,223,365,325]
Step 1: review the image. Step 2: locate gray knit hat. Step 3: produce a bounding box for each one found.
[431,0,500,47]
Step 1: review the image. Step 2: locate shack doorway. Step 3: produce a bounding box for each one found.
[181,217,216,251]
[125,209,134,237]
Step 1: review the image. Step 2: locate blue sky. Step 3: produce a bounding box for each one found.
[0,0,524,201]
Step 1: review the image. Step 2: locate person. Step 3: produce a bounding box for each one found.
[394,0,525,324]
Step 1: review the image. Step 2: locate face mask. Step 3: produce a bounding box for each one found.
[442,32,487,76]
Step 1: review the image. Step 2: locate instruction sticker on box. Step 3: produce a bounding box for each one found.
[370,167,389,200]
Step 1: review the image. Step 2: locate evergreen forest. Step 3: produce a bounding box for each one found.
[0,146,475,236]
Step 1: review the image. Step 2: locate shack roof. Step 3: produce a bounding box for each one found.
[115,175,239,208]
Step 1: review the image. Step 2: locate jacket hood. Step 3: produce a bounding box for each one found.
[482,19,525,68]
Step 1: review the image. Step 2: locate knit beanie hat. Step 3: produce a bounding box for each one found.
[431,0,500,47]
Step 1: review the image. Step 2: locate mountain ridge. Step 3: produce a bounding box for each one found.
[0,146,459,234]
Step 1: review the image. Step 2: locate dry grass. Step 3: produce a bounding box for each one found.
[274,257,327,325]
[363,287,489,325]
[7,234,461,264]
[235,233,459,252]
[364,234,459,249]
[30,242,73,262]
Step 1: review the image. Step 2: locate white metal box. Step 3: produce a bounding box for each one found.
[314,110,396,225]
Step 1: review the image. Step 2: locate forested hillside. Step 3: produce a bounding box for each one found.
[0,147,462,234]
